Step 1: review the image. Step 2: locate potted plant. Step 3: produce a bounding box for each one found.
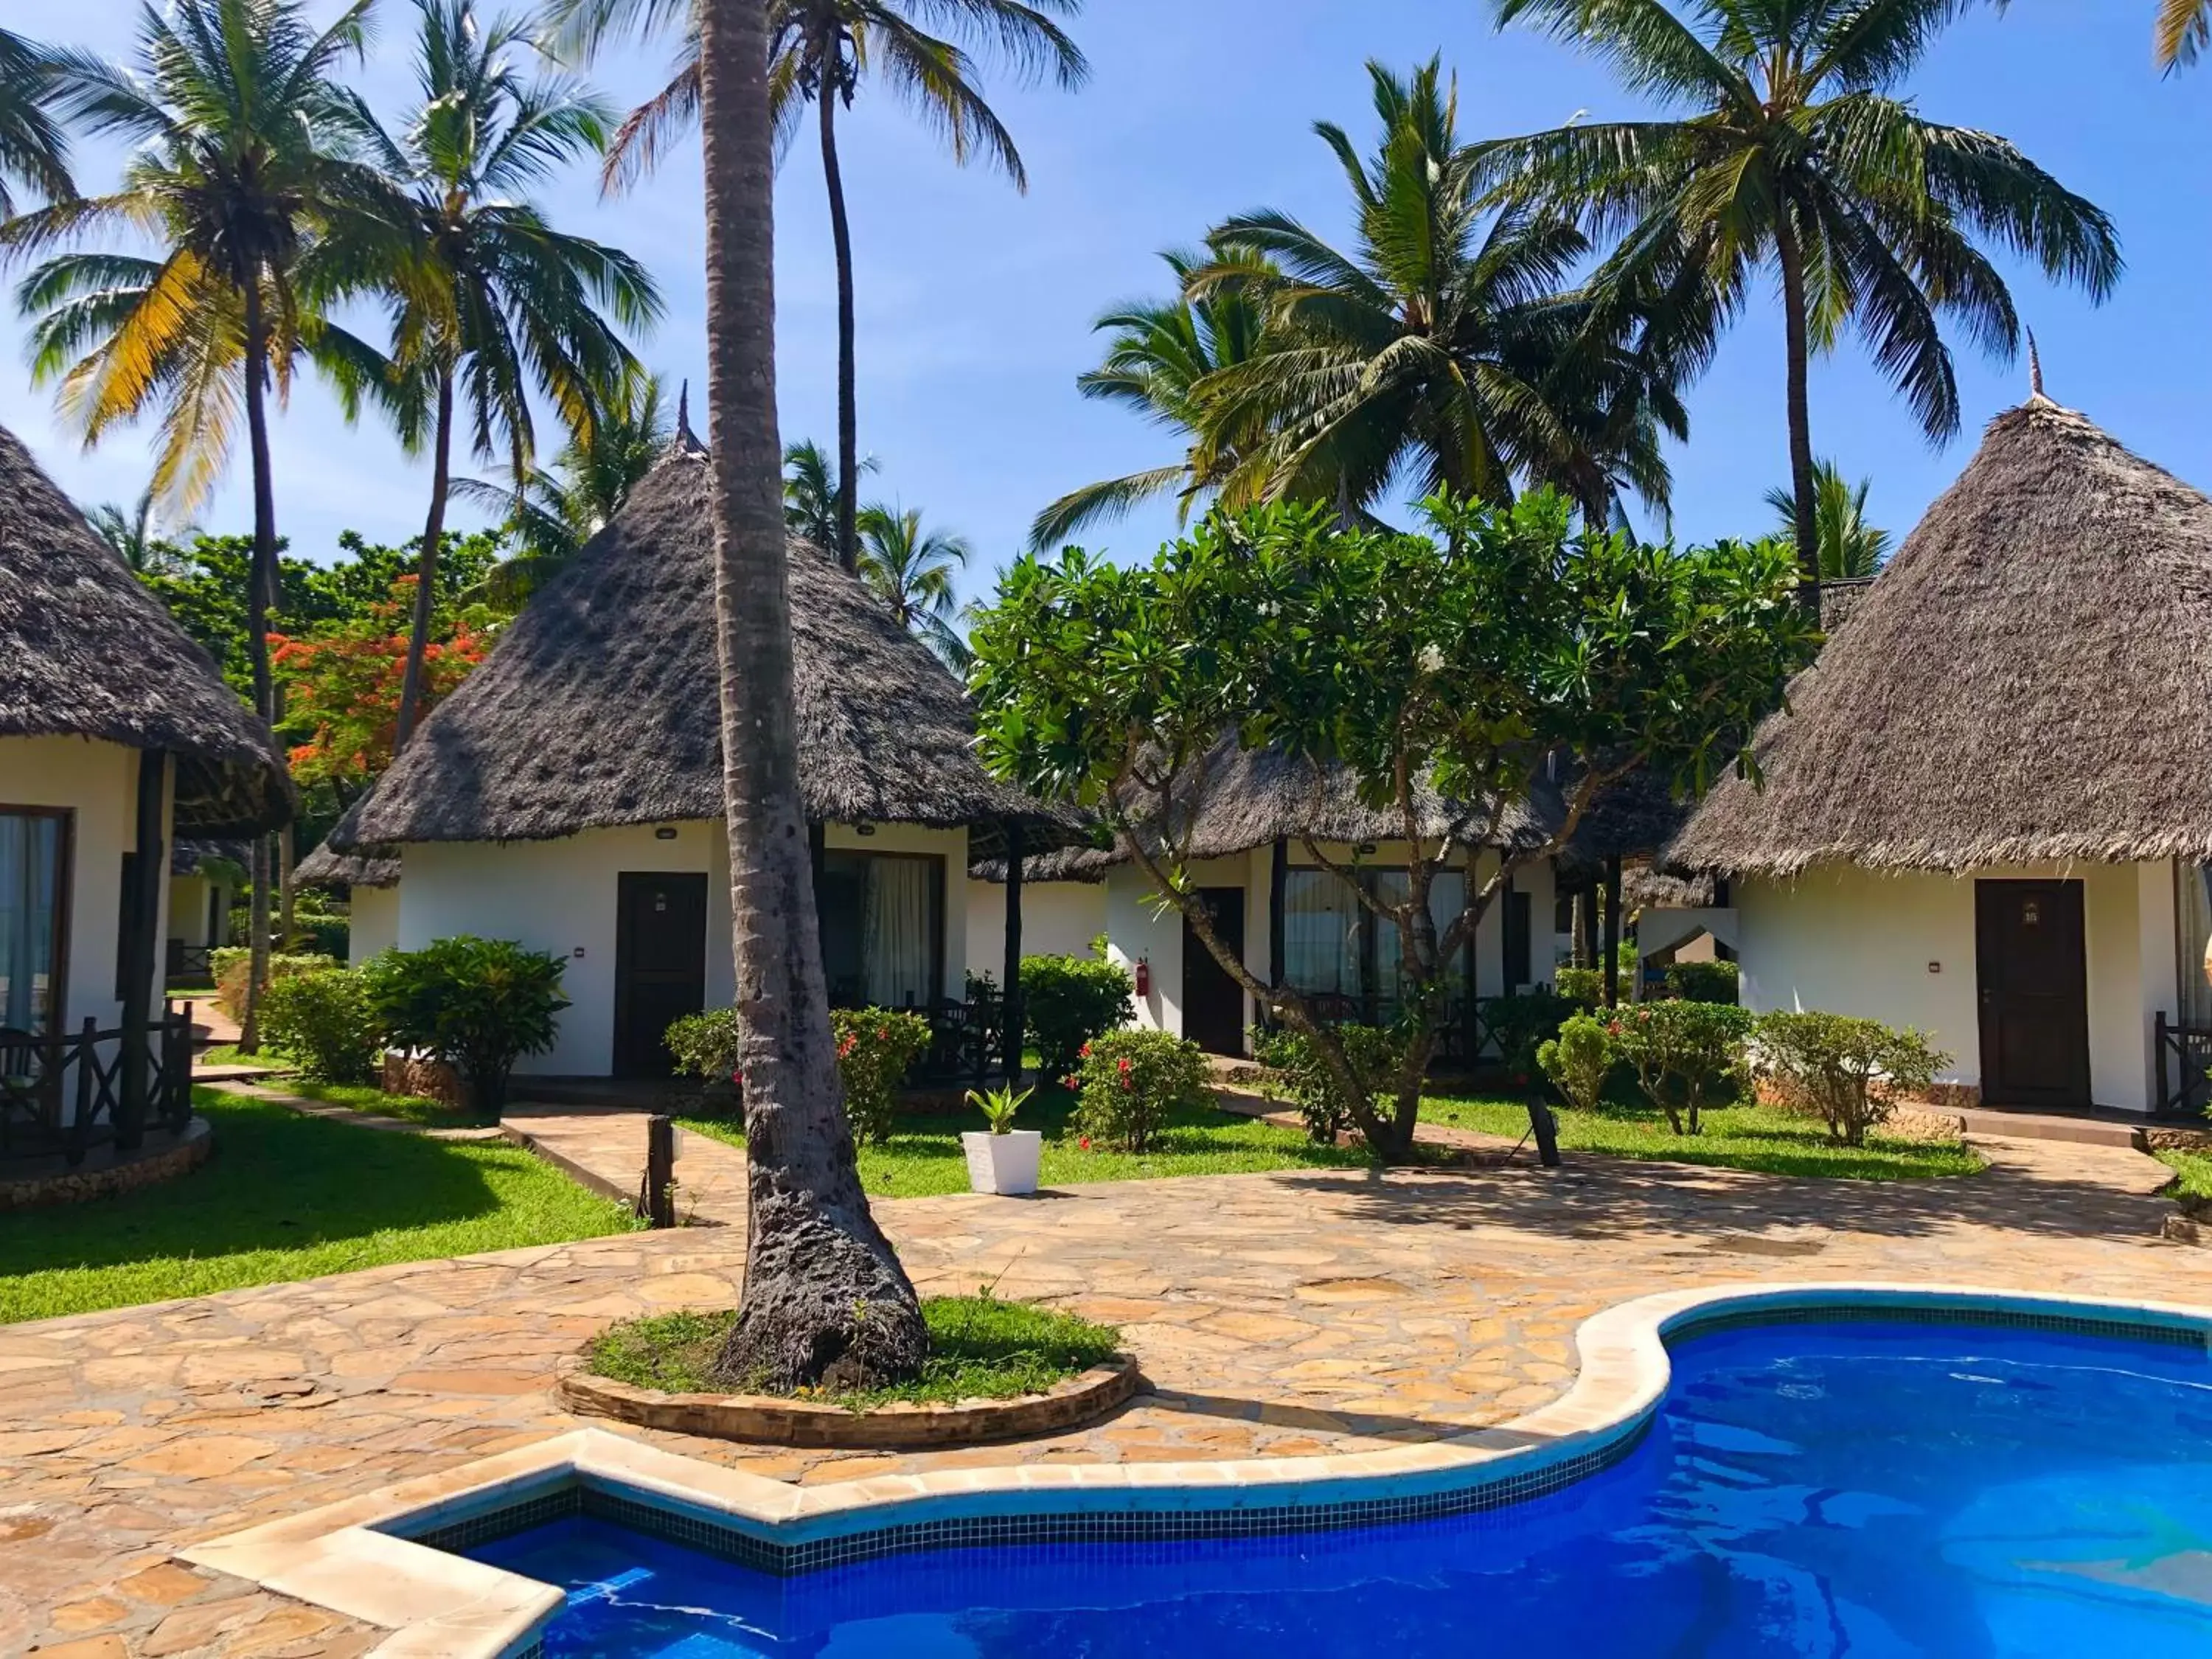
[961,1084,1041,1196]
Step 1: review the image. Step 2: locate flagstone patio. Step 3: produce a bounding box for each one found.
[0,1127,2196,1657]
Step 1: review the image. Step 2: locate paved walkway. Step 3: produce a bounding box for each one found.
[0,1125,2193,1657]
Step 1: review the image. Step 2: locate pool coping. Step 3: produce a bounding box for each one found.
[178,1279,2212,1658]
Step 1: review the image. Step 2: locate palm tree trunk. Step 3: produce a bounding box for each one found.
[818,69,860,572]
[698,0,926,1391]
[238,279,280,1054]
[394,366,455,752]
[1773,210,1822,617]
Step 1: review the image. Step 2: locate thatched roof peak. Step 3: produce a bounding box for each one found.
[295,838,398,890]
[1670,398,2212,877]
[334,445,1080,858]
[0,423,291,835]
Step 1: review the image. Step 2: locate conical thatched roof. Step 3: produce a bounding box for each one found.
[1671,399,2212,876]
[294,838,398,890]
[0,425,291,835]
[334,448,1082,859]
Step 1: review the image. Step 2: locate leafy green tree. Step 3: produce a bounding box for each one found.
[969,493,1816,1164]
[1029,245,1276,551]
[360,0,660,750]
[782,436,874,548]
[1762,459,1890,580]
[0,27,75,218]
[1188,60,1681,529]
[855,503,970,669]
[1486,0,2121,602]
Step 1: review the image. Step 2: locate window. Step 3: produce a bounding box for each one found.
[2177,864,2212,1029]
[1503,891,1532,990]
[816,851,942,1009]
[0,808,69,1036]
[1281,866,1468,1014]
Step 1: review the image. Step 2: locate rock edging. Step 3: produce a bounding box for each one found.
[0,1116,212,1209]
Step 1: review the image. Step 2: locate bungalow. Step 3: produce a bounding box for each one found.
[0,422,291,1158]
[1669,395,2212,1116]
[165,840,243,984]
[327,427,1081,1081]
[292,842,400,964]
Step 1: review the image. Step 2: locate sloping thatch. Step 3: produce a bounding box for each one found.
[294,838,398,890]
[170,838,248,877]
[335,448,1081,860]
[1672,399,2212,876]
[0,423,291,835]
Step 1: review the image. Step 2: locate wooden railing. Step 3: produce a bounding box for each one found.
[165,941,215,982]
[2154,1011,2212,1119]
[0,1006,196,1165]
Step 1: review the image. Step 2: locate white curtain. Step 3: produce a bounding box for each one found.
[2180,864,2212,1028]
[1283,869,1361,998]
[0,813,60,1034]
[862,857,936,1008]
[1374,870,1467,1007]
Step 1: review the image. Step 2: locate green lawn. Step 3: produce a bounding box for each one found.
[1422,1092,1984,1180]
[0,1091,639,1324]
[2158,1150,2212,1202]
[195,1043,285,1071]
[243,1077,491,1130]
[682,1085,1375,1197]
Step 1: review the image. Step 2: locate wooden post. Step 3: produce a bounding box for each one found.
[69,1015,97,1164]
[2157,1010,2172,1116]
[1267,838,1287,1020]
[1000,820,1023,1082]
[118,749,167,1152]
[1602,855,1623,1010]
[642,1114,676,1228]
[1576,883,1599,970]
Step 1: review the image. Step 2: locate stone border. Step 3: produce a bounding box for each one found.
[0,1116,211,1210]
[555,1352,1142,1448]
[183,1281,2212,1659]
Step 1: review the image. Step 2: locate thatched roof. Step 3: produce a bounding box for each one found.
[0,424,291,835]
[1672,398,2212,876]
[333,448,1082,860]
[170,838,247,878]
[295,838,398,890]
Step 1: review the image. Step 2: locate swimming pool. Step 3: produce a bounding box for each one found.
[465,1312,2212,1657]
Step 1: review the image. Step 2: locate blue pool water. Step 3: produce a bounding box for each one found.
[468,1318,2212,1657]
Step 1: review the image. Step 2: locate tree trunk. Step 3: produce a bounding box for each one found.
[699,0,925,1392]
[818,69,860,571]
[278,821,296,949]
[394,366,454,752]
[1773,210,1822,619]
[238,282,280,1055]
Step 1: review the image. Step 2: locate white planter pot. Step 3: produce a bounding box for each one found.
[962,1129,1043,1196]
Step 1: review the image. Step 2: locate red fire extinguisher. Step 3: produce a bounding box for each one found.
[1134,957,1151,998]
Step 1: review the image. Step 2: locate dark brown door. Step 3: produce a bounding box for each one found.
[1182,887,1247,1056]
[613,873,709,1078]
[1975,879,2090,1109]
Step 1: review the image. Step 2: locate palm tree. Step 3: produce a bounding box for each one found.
[782,436,873,546]
[2153,0,2208,66]
[549,0,1088,570]
[693,0,925,1390]
[86,485,179,574]
[1028,245,1276,551]
[458,370,671,605]
[0,28,75,218]
[1762,460,1891,580]
[1486,0,2121,605]
[6,0,410,1051]
[362,0,661,750]
[855,502,970,668]
[1189,60,1680,528]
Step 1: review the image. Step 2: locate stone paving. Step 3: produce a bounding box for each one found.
[0,1121,2197,1657]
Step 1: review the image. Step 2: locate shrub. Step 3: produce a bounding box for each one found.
[1020,953,1135,1076]
[1072,1028,1206,1152]
[1611,1001,1755,1134]
[664,1007,742,1115]
[1554,966,1604,1008]
[258,967,382,1082]
[1537,1012,1614,1113]
[209,948,338,1022]
[1252,1022,1405,1142]
[1666,959,1739,1004]
[1755,1011,1948,1147]
[1483,990,1581,1086]
[832,1007,934,1143]
[362,936,569,1117]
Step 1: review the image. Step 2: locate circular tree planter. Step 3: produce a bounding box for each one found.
[554,1350,1142,1449]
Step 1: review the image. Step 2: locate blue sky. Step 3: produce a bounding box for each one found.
[5,1,2207,610]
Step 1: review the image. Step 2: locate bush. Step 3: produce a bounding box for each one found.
[1020,953,1135,1076]
[1483,989,1581,1086]
[1252,1022,1404,1142]
[1554,966,1604,1008]
[1072,1028,1206,1152]
[1666,959,1739,1004]
[664,1007,742,1114]
[832,1008,933,1143]
[1755,1011,1948,1147]
[1611,1001,1754,1134]
[209,948,338,1022]
[362,936,569,1117]
[1537,1012,1614,1113]
[258,968,382,1082]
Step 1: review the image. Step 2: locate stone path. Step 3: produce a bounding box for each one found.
[0,1124,2193,1656]
[498,1103,751,1223]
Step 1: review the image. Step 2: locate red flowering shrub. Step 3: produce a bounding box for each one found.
[663,1005,930,1141]
[1071,1029,1205,1152]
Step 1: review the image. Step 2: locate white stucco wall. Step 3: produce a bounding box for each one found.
[962,877,1107,984]
[1736,860,2180,1113]
[396,819,968,1075]
[348,884,400,964]
[0,735,170,1032]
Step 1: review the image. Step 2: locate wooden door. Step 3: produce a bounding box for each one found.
[1182,887,1247,1056]
[613,872,709,1078]
[1975,879,2090,1109]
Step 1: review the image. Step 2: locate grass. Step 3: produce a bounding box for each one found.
[585,1295,1122,1408]
[681,1084,1377,1197]
[245,1077,491,1130]
[2157,1150,2212,1203]
[1422,1091,1984,1180]
[0,1090,640,1324]
[195,1043,285,1071]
